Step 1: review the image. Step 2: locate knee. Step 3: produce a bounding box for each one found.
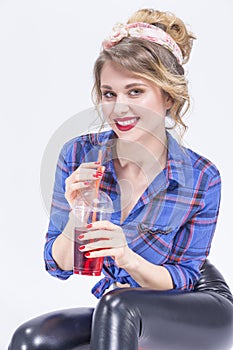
[8,312,59,350]
[8,320,42,350]
[8,308,93,350]
[95,288,140,322]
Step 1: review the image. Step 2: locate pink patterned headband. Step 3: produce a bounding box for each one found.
[102,22,183,65]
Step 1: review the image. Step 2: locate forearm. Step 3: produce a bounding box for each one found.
[122,249,174,290]
[52,211,74,271]
[80,220,174,290]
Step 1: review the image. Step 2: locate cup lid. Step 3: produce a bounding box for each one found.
[75,189,114,213]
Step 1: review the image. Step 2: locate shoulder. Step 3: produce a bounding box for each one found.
[184,146,221,181]
[181,146,221,194]
[167,132,221,190]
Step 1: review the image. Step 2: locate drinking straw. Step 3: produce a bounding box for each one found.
[92,149,103,222]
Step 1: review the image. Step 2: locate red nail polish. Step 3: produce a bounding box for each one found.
[84,182,90,186]
[79,245,85,250]
[78,234,84,239]
[93,174,98,178]
[94,161,100,164]
[86,223,92,228]
[85,252,90,257]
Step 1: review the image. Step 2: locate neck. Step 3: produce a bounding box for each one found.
[114,130,168,176]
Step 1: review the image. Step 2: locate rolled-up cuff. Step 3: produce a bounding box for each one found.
[44,237,73,280]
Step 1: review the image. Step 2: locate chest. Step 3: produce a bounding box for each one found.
[113,159,164,224]
[119,179,148,223]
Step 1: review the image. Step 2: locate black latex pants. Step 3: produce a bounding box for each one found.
[8,260,233,350]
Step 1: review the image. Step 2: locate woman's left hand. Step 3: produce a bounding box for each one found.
[78,220,133,269]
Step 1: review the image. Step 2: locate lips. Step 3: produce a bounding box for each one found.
[113,117,140,132]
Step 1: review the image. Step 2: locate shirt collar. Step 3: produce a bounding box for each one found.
[140,131,193,202]
[94,129,193,188]
[166,131,187,187]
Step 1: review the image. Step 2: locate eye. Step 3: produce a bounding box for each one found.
[129,89,143,96]
[101,91,116,99]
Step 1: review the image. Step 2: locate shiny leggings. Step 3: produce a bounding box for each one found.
[8,262,233,350]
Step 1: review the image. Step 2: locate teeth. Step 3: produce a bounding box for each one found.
[116,118,137,126]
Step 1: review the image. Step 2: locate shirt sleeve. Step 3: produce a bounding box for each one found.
[163,169,221,291]
[43,142,75,280]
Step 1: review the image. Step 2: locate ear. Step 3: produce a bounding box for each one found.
[165,93,174,110]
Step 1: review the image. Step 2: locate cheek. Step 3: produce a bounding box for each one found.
[147,98,166,114]
[130,103,165,120]
[101,103,115,120]
[143,91,168,113]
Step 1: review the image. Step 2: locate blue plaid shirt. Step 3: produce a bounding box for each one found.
[44,130,221,298]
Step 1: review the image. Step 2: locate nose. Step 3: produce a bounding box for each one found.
[113,96,129,116]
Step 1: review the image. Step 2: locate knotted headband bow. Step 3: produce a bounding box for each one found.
[102,22,183,65]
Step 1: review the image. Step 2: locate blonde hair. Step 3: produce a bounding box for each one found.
[92,8,196,134]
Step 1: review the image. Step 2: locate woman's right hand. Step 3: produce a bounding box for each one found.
[64,162,105,208]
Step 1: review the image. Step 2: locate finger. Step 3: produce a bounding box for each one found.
[66,170,103,187]
[80,232,126,248]
[80,162,105,170]
[83,239,127,252]
[66,163,103,180]
[72,164,105,181]
[85,248,120,258]
[86,220,118,231]
[68,181,92,192]
[66,165,105,185]
[81,240,113,252]
[75,168,104,181]
[80,229,115,241]
[75,172,102,182]
[65,182,93,205]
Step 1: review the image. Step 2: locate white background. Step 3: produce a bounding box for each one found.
[1,0,233,349]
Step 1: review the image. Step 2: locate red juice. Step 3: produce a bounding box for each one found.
[73,228,104,276]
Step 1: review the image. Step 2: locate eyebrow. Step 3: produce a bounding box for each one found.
[100,83,148,89]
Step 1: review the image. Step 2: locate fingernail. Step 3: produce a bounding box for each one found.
[84,182,90,186]
[93,174,98,178]
[86,223,92,228]
[79,245,85,250]
[96,171,103,176]
[85,252,90,257]
[94,161,100,164]
[78,234,85,239]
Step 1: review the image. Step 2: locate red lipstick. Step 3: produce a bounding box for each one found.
[114,117,139,132]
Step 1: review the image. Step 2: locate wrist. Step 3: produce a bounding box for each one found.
[61,210,75,241]
[119,248,139,271]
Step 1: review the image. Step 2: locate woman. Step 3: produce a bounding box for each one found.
[9,8,233,350]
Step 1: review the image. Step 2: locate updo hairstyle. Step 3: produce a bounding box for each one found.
[92,8,196,133]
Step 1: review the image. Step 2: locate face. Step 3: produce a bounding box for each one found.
[100,61,172,143]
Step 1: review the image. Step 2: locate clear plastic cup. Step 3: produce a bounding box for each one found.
[73,189,113,276]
